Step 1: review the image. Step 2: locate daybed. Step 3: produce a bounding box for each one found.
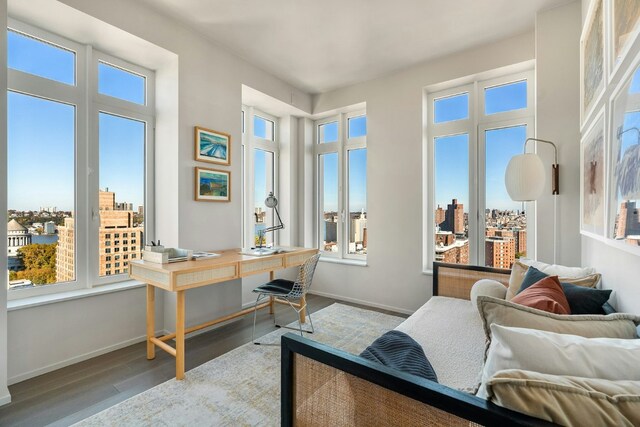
[280,262,639,426]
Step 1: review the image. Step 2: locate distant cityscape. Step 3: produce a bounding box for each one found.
[7,189,144,290]
[322,210,367,255]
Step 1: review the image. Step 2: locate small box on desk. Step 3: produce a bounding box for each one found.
[143,247,193,264]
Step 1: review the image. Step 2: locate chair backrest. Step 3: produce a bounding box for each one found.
[289,253,321,299]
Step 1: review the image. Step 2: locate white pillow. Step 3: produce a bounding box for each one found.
[519,257,595,278]
[477,324,640,399]
[470,279,506,310]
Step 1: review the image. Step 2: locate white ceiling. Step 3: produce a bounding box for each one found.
[138,0,570,94]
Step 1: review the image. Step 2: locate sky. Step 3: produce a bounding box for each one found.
[7,29,146,211]
[434,81,528,212]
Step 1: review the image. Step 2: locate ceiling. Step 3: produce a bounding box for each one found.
[138,0,570,94]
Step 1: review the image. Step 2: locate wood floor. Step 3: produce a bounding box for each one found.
[0,294,405,427]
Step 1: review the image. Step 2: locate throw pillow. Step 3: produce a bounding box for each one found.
[518,266,612,314]
[506,260,601,300]
[476,295,640,361]
[359,330,438,382]
[477,324,640,399]
[470,279,507,310]
[510,275,571,314]
[486,369,640,427]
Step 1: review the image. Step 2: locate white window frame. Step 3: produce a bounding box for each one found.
[241,105,279,250]
[7,20,155,300]
[314,110,367,261]
[425,69,535,270]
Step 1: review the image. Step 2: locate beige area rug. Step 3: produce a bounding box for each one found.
[74,303,405,426]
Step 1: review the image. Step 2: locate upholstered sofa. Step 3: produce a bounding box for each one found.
[280,262,639,426]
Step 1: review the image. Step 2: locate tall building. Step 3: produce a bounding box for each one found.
[57,191,144,281]
[485,237,515,269]
[442,199,464,234]
[350,211,367,245]
[43,221,56,235]
[616,201,640,239]
[435,206,445,227]
[515,229,527,255]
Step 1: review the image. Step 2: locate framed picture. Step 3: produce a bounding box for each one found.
[195,167,231,202]
[195,126,231,165]
[580,108,606,238]
[610,0,640,78]
[607,54,640,252]
[581,0,605,125]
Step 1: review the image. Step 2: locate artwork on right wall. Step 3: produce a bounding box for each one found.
[581,0,640,256]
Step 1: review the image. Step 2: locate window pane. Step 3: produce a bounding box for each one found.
[320,153,339,253]
[484,125,528,268]
[348,116,367,138]
[319,121,338,143]
[98,112,145,277]
[434,93,468,123]
[8,30,75,85]
[254,149,275,247]
[485,81,527,114]
[611,65,640,247]
[8,92,75,288]
[434,134,469,265]
[98,62,146,105]
[254,116,274,140]
[348,149,367,255]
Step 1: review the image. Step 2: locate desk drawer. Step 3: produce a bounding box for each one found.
[285,252,315,268]
[240,257,284,276]
[130,264,171,289]
[176,264,237,288]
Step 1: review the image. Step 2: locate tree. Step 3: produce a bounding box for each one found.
[14,243,57,284]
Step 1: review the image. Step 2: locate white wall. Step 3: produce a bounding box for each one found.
[4,0,311,384]
[309,2,583,314]
[579,0,640,314]
[310,32,536,314]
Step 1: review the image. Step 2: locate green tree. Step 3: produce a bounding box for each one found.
[15,243,57,284]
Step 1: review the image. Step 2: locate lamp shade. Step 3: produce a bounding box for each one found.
[265,192,278,208]
[505,153,545,201]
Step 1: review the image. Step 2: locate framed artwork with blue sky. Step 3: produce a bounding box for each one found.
[195,126,231,165]
[195,167,231,202]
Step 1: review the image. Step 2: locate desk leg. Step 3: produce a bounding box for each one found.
[269,271,275,314]
[299,295,307,324]
[146,285,155,360]
[176,290,186,380]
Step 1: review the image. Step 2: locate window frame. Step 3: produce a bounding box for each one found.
[7,20,155,300]
[241,105,280,250]
[314,110,367,261]
[425,70,535,271]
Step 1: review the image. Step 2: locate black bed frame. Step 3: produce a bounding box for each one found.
[281,262,555,426]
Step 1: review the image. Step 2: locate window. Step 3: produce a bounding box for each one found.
[315,111,367,260]
[242,106,279,249]
[426,71,534,269]
[6,21,155,299]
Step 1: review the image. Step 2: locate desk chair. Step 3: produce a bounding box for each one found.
[252,253,321,345]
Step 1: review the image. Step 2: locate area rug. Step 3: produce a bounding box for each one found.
[74,303,405,426]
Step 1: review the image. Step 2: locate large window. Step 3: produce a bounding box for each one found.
[427,71,534,269]
[242,107,279,249]
[6,21,154,298]
[315,111,367,260]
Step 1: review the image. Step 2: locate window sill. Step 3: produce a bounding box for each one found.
[319,256,367,267]
[7,280,146,312]
[422,270,434,276]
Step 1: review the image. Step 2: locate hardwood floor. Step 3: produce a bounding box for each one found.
[0,294,406,426]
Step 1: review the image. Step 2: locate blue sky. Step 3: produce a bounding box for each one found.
[8,30,146,211]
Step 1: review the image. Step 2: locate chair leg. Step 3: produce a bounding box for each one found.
[275,298,314,335]
[252,293,265,345]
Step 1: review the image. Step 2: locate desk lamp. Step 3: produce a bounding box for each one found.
[256,192,285,250]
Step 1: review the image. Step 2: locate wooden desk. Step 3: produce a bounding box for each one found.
[129,247,318,379]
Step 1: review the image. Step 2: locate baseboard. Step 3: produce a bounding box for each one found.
[308,290,414,316]
[8,329,164,385]
[0,387,11,406]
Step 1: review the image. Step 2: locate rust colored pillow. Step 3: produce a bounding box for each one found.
[510,276,571,315]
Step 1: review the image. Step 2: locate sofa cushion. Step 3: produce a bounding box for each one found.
[477,324,640,398]
[477,296,639,360]
[487,369,640,427]
[470,279,506,310]
[395,296,484,391]
[518,266,612,314]
[510,275,571,314]
[360,330,437,382]
[506,260,600,300]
